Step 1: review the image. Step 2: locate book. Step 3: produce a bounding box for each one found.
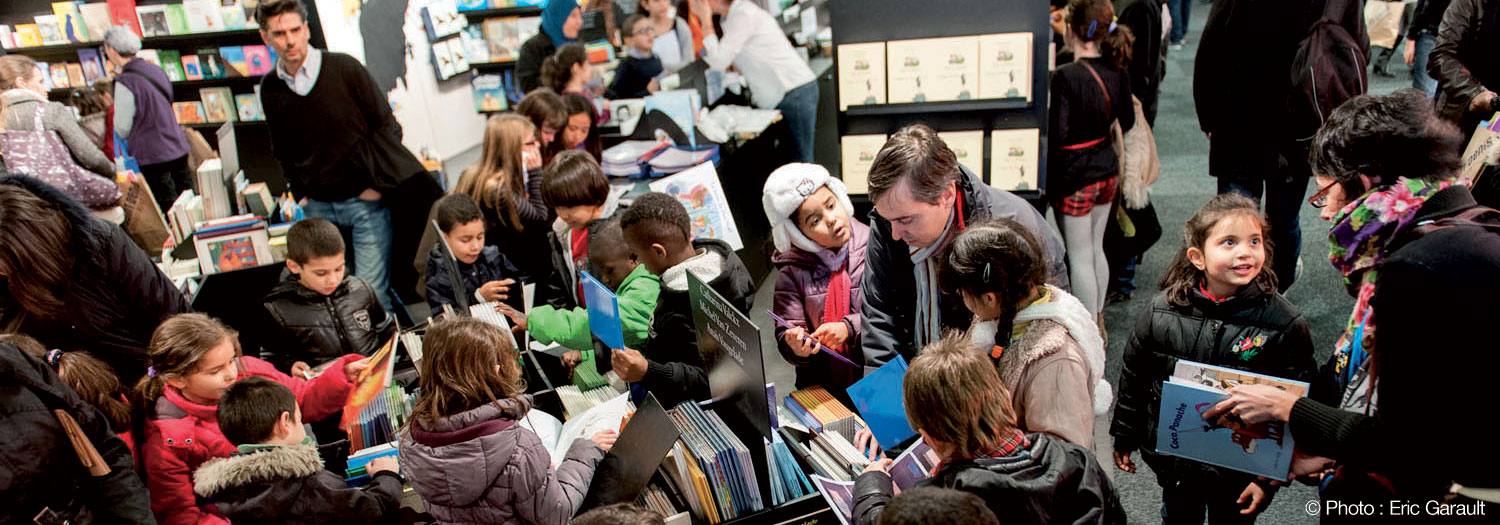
[106,0,143,37]
[35,62,53,90]
[35,15,66,45]
[470,72,506,112]
[647,162,742,250]
[460,25,489,64]
[0,26,11,50]
[243,45,273,75]
[136,49,160,68]
[197,48,227,78]
[482,17,520,61]
[989,128,1040,191]
[430,39,456,80]
[199,87,235,123]
[836,42,886,110]
[643,89,700,146]
[341,333,400,443]
[14,25,43,47]
[77,49,106,83]
[165,3,189,34]
[978,32,1033,101]
[220,5,248,29]
[234,93,263,121]
[158,50,185,81]
[66,63,86,88]
[136,5,170,37]
[194,159,231,219]
[182,0,226,33]
[846,355,915,450]
[810,475,855,525]
[456,0,488,11]
[79,4,113,42]
[52,2,90,42]
[50,63,72,89]
[240,182,274,217]
[1155,377,1304,480]
[582,270,624,350]
[173,101,206,124]
[181,55,203,80]
[839,134,885,195]
[421,0,466,41]
[938,130,984,178]
[216,46,247,76]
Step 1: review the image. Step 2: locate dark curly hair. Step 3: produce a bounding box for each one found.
[1310,88,1464,199]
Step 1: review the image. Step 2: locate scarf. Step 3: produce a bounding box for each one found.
[1325,177,1453,411]
[910,200,965,349]
[1011,285,1112,415]
[541,0,580,48]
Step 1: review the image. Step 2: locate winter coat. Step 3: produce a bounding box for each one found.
[0,88,116,177]
[639,239,757,409]
[479,170,556,284]
[997,320,1097,449]
[142,354,358,525]
[1118,0,1164,126]
[1429,0,1500,131]
[1048,57,1135,199]
[399,396,606,525]
[771,221,869,397]
[851,433,1125,525]
[1109,284,1316,483]
[0,174,189,384]
[541,191,627,310]
[192,444,403,524]
[262,270,395,373]
[0,341,155,524]
[861,166,1069,371]
[424,243,527,314]
[531,263,660,351]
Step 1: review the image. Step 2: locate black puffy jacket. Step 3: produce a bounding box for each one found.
[852,433,1125,524]
[638,239,756,409]
[424,243,525,314]
[1109,283,1316,481]
[261,271,395,373]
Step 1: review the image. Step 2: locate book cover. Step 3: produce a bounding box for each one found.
[66,63,86,88]
[35,62,53,90]
[978,32,1033,101]
[341,334,399,433]
[182,0,226,33]
[136,5,170,37]
[106,0,143,37]
[1172,360,1311,397]
[174,101,206,123]
[195,226,271,274]
[809,475,855,525]
[482,17,519,61]
[80,3,113,42]
[220,5,248,29]
[448,37,470,72]
[938,130,984,178]
[836,42,886,110]
[488,0,518,6]
[839,134,885,195]
[234,93,263,121]
[197,48,227,78]
[421,1,465,41]
[159,49,185,81]
[35,15,66,45]
[461,25,489,63]
[77,48,106,83]
[470,72,506,112]
[647,162,742,250]
[219,46,248,76]
[181,54,203,81]
[581,270,624,350]
[199,87,235,123]
[15,24,43,47]
[239,0,261,28]
[50,63,72,89]
[137,49,160,68]
[243,45,272,75]
[846,355,915,449]
[0,26,11,50]
[1154,379,1299,480]
[430,39,456,80]
[456,0,488,11]
[988,128,1040,192]
[165,3,189,35]
[52,2,90,42]
[643,89,699,147]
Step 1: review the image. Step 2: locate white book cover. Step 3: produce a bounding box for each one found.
[989,128,1040,192]
[938,130,984,177]
[182,0,226,33]
[839,134,887,195]
[647,162,742,250]
[836,42,885,110]
[978,32,1033,101]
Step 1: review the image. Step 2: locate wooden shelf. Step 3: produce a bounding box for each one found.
[458,6,543,19]
[842,97,1031,117]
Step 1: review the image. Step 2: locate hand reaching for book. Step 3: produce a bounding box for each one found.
[368,456,400,476]
[561,350,583,370]
[290,361,312,379]
[862,457,892,475]
[854,427,881,461]
[478,279,515,303]
[1201,383,1297,426]
[497,302,527,332]
[611,347,648,382]
[590,429,619,451]
[343,357,372,381]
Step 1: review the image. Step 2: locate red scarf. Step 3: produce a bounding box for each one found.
[824,261,851,352]
[572,229,589,306]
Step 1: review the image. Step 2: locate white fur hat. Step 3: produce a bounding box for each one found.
[762,163,855,253]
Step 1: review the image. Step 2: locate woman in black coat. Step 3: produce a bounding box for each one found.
[0,174,188,384]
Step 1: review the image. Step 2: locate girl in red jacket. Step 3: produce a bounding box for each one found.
[134,313,368,525]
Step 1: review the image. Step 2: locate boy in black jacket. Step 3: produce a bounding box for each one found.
[194,377,402,524]
[424,193,526,315]
[613,192,754,408]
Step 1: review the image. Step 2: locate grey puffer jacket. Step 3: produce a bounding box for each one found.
[399,396,605,525]
[1,88,115,177]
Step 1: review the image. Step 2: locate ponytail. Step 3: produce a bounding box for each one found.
[541,43,590,92]
[1066,0,1132,69]
[129,314,242,468]
[1102,23,1133,70]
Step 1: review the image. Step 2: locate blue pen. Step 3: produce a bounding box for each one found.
[765,310,861,368]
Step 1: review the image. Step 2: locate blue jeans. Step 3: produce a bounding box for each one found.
[1412,31,1438,96]
[304,197,395,312]
[777,80,819,163]
[1168,0,1191,44]
[1217,173,1309,292]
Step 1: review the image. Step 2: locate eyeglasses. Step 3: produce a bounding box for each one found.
[1308,180,1338,208]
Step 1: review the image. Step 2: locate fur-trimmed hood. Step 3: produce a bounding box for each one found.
[192,445,324,497]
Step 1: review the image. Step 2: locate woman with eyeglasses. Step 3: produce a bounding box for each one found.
[1203,89,1500,509]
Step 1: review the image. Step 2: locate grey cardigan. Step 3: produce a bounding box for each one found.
[1,89,115,177]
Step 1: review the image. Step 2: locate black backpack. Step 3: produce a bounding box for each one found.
[1288,0,1370,142]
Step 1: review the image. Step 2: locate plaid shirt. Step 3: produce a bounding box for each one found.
[930,429,1032,477]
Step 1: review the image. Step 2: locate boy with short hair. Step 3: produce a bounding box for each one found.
[538,150,628,310]
[424,192,526,314]
[877,487,999,525]
[606,14,664,99]
[850,333,1125,524]
[612,192,755,408]
[263,217,395,376]
[193,377,403,523]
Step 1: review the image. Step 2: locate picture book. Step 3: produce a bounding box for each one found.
[136,5,170,37]
[887,438,940,492]
[197,48,227,79]
[243,45,273,75]
[52,2,89,43]
[1154,378,1303,480]
[182,0,227,33]
[65,63,86,88]
[978,32,1033,101]
[839,134,885,195]
[836,41,886,110]
[159,49,185,81]
[199,87,235,123]
[50,63,72,89]
[234,93,263,121]
[77,48,105,83]
[341,333,399,432]
[421,1,465,41]
[938,130,984,178]
[173,101,206,124]
[220,5,248,29]
[482,17,520,61]
[456,0,488,11]
[79,4,114,43]
[581,270,624,350]
[35,15,66,45]
[35,62,53,90]
[430,39,457,80]
[0,27,10,50]
[106,0,143,37]
[165,3,189,35]
[647,162,743,250]
[989,128,1039,192]
[461,25,489,64]
[846,355,915,449]
[220,46,248,76]
[182,54,203,80]
[470,72,506,112]
[643,89,699,146]
[137,49,160,68]
[14,24,43,48]
[1171,360,1311,397]
[810,475,855,525]
[194,223,271,274]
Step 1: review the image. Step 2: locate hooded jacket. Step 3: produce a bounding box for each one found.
[861,166,1069,371]
[192,444,403,524]
[531,263,660,351]
[851,433,1125,524]
[0,174,189,384]
[424,243,526,314]
[399,396,605,525]
[262,270,395,373]
[142,354,359,525]
[639,238,757,409]
[771,221,869,396]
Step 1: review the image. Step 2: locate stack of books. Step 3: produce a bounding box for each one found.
[765,432,814,506]
[663,402,764,522]
[785,386,862,439]
[345,384,414,452]
[166,189,203,244]
[344,443,399,487]
[555,383,624,419]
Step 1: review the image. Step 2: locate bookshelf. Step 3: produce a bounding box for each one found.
[469,59,518,70]
[4,28,265,63]
[458,5,542,19]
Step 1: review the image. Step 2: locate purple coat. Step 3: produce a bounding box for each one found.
[399,396,604,525]
[771,221,870,397]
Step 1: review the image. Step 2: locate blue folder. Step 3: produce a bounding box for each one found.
[581,270,624,350]
[846,355,915,449]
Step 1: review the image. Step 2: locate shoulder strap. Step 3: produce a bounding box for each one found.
[120,69,171,102]
[1077,59,1112,116]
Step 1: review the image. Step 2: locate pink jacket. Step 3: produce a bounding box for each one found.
[141,354,359,525]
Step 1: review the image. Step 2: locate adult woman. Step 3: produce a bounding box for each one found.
[517,0,584,93]
[687,0,818,162]
[0,56,119,203]
[638,0,695,72]
[1204,90,1500,504]
[453,114,554,283]
[102,27,192,215]
[0,174,188,384]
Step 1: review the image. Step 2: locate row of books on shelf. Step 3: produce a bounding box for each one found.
[0,0,258,49]
[429,15,540,80]
[841,128,1040,194]
[34,53,106,91]
[454,0,545,12]
[662,402,764,522]
[836,33,1035,109]
[138,45,274,82]
[425,0,543,40]
[173,88,264,124]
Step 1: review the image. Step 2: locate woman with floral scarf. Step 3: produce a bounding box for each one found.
[1201,89,1500,507]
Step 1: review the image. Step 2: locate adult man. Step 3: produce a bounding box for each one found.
[861,124,1069,372]
[256,0,425,312]
[102,27,192,214]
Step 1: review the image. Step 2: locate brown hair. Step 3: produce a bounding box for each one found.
[1159,193,1277,306]
[941,218,1047,346]
[3,334,132,433]
[1067,0,1133,70]
[541,43,590,93]
[904,333,1017,460]
[254,0,308,27]
[0,54,39,90]
[867,124,961,204]
[286,216,345,264]
[133,313,243,406]
[410,317,526,427]
[456,114,535,233]
[517,88,570,161]
[0,184,75,316]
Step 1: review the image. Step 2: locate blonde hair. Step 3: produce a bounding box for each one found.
[410,317,526,427]
[904,333,1018,460]
[455,114,534,233]
[0,55,41,124]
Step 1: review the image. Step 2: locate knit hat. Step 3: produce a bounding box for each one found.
[103,26,142,56]
[762,163,856,254]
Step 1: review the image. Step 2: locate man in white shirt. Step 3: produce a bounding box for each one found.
[689,0,819,162]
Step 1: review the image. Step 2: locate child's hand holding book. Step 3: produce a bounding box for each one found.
[478,279,516,303]
[368,456,400,476]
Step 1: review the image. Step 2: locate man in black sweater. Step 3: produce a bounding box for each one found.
[255,0,425,313]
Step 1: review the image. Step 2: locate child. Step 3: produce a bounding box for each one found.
[1048,0,1136,316]
[399,317,616,524]
[851,334,1124,524]
[424,192,526,314]
[538,149,625,311]
[455,113,555,282]
[135,313,365,525]
[1110,193,1316,521]
[606,13,664,99]
[573,503,665,525]
[4,333,135,456]
[563,93,602,159]
[942,218,1110,448]
[613,192,756,408]
[192,377,403,523]
[877,487,999,525]
[262,217,395,376]
[517,87,571,164]
[541,43,595,96]
[761,163,869,405]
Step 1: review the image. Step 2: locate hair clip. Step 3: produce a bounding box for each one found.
[1087,20,1098,39]
[45,349,64,368]
[1109,21,1118,33]
[147,366,157,378]
[983,262,992,283]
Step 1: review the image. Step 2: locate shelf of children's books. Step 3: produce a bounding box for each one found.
[843,97,1030,117]
[470,60,519,70]
[49,74,262,96]
[182,120,265,130]
[141,29,264,48]
[459,6,543,19]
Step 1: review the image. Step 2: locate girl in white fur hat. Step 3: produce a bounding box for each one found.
[762,163,870,405]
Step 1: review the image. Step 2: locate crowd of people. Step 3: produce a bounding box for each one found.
[3,0,1500,523]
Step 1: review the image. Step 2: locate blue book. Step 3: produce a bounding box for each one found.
[1154,379,1298,480]
[455,0,488,11]
[846,355,915,449]
[581,270,624,350]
